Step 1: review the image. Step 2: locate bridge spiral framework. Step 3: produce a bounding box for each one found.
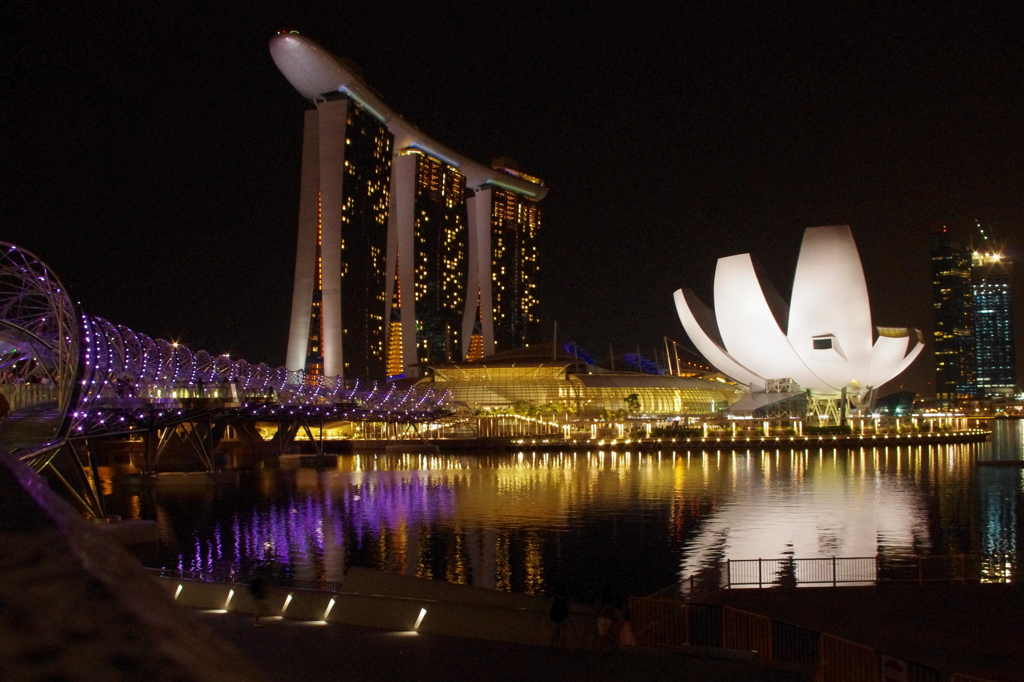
[0,243,450,515]
[74,314,448,416]
[0,244,78,424]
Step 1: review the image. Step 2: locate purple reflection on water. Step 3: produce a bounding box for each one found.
[169,470,456,581]
[344,473,456,533]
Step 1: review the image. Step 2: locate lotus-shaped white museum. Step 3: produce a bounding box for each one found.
[674,225,923,405]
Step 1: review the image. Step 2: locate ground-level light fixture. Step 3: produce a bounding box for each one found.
[323,597,336,621]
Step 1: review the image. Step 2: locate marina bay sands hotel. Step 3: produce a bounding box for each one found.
[270,32,547,381]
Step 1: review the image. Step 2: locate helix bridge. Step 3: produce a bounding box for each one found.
[0,243,451,516]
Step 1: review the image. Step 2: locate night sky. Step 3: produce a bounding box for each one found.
[4,2,1022,394]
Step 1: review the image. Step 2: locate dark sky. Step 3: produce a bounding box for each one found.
[3,2,1022,394]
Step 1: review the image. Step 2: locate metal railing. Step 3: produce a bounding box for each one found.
[727,556,879,588]
[674,554,1011,607]
[772,619,820,665]
[635,554,1013,681]
[722,607,772,660]
[703,554,1000,591]
[0,383,60,411]
[629,598,944,681]
[819,634,879,681]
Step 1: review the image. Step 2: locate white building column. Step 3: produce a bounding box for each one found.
[386,153,419,376]
[285,109,323,371]
[464,188,495,358]
[316,100,349,378]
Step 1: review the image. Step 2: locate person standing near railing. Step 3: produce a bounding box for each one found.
[549,584,569,647]
[249,563,272,627]
[618,603,636,648]
[248,577,266,626]
[596,588,623,654]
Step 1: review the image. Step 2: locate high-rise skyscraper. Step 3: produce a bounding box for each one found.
[972,250,1015,396]
[288,94,394,381]
[930,228,1017,401]
[270,32,547,381]
[389,149,469,375]
[482,167,543,353]
[930,230,976,401]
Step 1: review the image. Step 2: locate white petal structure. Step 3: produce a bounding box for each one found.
[674,225,923,398]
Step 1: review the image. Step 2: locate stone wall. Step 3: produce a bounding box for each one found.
[0,452,265,681]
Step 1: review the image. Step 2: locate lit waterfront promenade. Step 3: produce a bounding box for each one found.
[498,427,987,451]
[294,421,990,453]
[176,579,1023,681]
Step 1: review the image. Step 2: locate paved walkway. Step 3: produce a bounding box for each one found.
[192,609,813,682]
[714,584,1024,681]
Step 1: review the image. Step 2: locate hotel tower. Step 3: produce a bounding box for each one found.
[270,32,547,381]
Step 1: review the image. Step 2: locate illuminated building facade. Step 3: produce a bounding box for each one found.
[420,345,741,418]
[972,251,1015,396]
[475,176,542,353]
[389,150,469,373]
[287,95,393,380]
[271,33,546,381]
[930,229,1017,400]
[931,231,976,400]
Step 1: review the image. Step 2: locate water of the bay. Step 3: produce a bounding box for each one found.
[104,420,1024,601]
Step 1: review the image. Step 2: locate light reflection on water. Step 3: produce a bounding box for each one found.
[108,421,1024,599]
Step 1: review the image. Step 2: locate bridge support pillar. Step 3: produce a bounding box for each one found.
[271,421,301,458]
[299,417,326,457]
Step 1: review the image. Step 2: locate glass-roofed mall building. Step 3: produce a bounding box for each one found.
[418,345,742,421]
[270,32,546,382]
